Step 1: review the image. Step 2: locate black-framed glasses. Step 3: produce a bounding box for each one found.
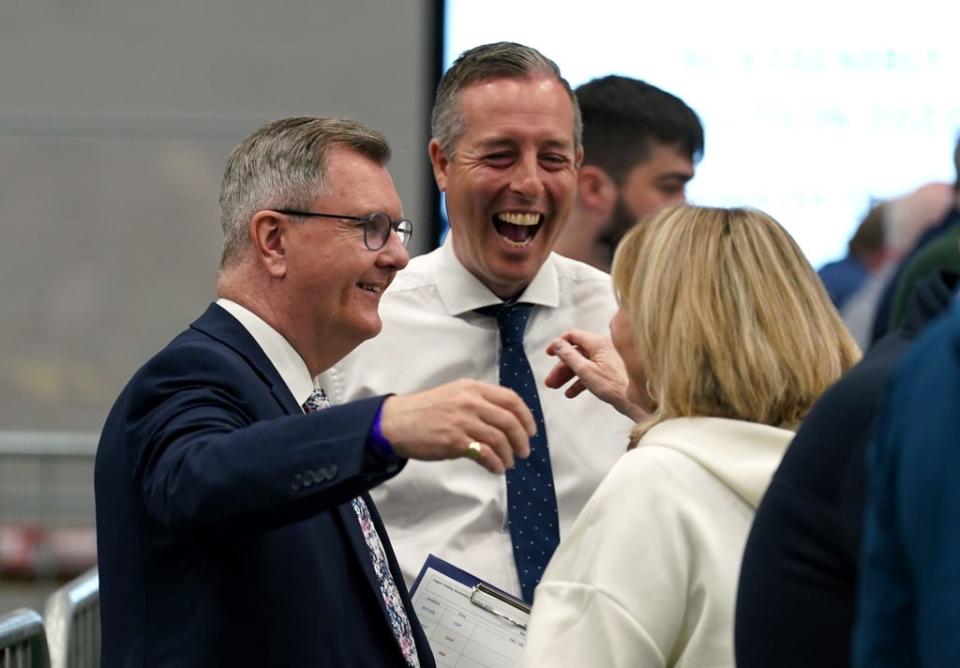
[274,209,413,250]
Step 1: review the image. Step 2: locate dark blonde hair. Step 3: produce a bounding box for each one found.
[611,205,860,445]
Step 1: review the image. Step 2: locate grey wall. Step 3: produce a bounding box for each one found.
[0,1,435,431]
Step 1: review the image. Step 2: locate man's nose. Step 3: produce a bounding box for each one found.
[509,153,545,199]
[376,229,410,270]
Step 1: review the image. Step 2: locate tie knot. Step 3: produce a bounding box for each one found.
[303,387,330,413]
[477,302,533,346]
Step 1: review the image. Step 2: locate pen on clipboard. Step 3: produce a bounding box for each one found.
[468,582,531,630]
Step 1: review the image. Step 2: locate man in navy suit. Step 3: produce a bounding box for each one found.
[95,117,534,667]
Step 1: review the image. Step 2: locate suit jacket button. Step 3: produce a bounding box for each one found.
[322,464,338,480]
[301,472,314,488]
[291,473,302,491]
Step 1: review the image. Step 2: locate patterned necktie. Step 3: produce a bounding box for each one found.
[303,387,420,667]
[476,303,560,603]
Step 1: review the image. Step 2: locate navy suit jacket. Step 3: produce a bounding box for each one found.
[95,304,435,667]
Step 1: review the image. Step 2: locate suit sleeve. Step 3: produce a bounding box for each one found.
[114,340,401,537]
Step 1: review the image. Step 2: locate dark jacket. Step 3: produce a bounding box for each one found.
[735,271,957,668]
[95,303,434,667]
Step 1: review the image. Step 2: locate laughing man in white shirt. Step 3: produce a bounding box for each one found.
[319,42,633,600]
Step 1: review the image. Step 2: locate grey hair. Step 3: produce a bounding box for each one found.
[218,116,391,267]
[431,41,582,157]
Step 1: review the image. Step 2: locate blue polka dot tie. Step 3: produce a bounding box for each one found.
[477,303,560,603]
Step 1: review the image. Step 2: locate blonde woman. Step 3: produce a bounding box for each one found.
[521,206,860,667]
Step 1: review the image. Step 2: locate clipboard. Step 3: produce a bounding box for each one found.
[409,554,530,667]
[469,582,530,630]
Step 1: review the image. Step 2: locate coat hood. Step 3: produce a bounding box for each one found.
[638,417,795,508]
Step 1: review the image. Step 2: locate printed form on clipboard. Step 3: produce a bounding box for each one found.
[410,554,530,667]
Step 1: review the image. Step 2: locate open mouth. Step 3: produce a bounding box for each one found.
[493,212,543,247]
[357,282,383,294]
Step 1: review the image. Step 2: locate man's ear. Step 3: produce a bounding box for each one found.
[428,139,450,192]
[577,165,617,217]
[250,210,288,278]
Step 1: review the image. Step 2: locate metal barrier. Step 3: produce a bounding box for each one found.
[0,608,50,668]
[43,569,99,668]
[0,432,97,524]
[0,432,98,614]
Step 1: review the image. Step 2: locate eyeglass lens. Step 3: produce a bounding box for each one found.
[366,213,411,250]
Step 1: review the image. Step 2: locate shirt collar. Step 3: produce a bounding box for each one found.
[435,234,560,316]
[216,298,316,407]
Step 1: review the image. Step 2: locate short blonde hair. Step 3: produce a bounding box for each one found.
[611,205,861,444]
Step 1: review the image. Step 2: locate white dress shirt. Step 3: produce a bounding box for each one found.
[216,298,314,407]
[318,237,634,596]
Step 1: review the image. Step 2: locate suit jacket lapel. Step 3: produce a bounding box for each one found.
[192,303,408,654]
[189,303,300,415]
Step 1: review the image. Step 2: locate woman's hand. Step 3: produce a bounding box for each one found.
[545,330,647,421]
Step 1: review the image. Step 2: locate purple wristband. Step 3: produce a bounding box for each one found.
[367,401,397,460]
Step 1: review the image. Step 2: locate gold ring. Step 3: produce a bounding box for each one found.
[465,441,483,461]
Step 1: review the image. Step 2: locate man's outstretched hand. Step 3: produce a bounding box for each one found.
[381,379,535,474]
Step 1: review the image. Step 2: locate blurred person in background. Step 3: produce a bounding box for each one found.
[521,205,860,667]
[819,202,889,309]
[840,182,955,348]
[886,215,960,331]
[553,75,703,272]
[868,135,960,344]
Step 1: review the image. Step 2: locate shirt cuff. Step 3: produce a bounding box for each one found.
[366,398,398,461]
